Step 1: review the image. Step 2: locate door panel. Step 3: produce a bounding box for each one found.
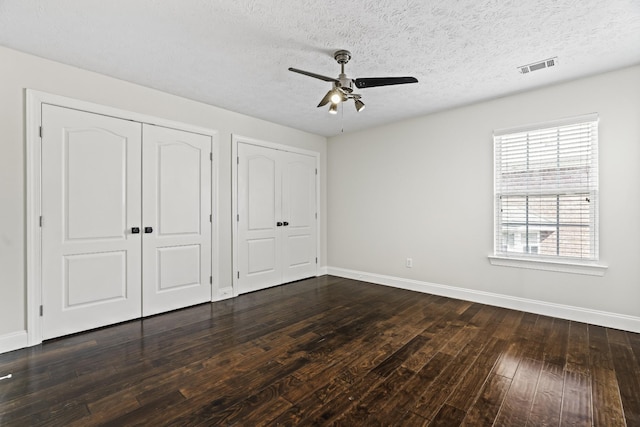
[142,124,212,316]
[157,245,201,290]
[286,235,312,266]
[66,130,129,240]
[41,105,142,340]
[157,142,202,235]
[247,238,277,274]
[65,251,127,306]
[247,156,277,230]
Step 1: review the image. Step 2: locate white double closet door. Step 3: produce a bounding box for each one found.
[237,142,317,294]
[41,105,212,340]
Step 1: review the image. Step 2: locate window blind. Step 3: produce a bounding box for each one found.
[494,115,599,261]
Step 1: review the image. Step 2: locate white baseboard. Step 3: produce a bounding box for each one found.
[317,266,328,276]
[0,330,28,355]
[213,286,234,301]
[327,267,640,333]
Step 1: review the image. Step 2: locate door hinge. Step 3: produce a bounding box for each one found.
[237,271,240,279]
[237,156,240,165]
[210,276,212,284]
[209,214,212,223]
[315,212,317,220]
[237,214,239,222]
[39,305,43,316]
[315,168,317,175]
[39,126,43,138]
[210,152,213,161]
[39,216,43,227]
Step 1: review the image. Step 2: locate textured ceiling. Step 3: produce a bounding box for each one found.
[1,0,639,137]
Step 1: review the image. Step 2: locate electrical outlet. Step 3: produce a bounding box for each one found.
[406,258,413,268]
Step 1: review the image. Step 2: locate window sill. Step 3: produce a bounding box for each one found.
[488,255,608,276]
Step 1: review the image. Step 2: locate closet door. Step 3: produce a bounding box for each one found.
[281,152,317,283]
[237,143,282,294]
[237,143,317,294]
[41,105,143,340]
[141,124,212,316]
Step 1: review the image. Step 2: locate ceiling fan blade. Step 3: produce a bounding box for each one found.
[289,67,339,83]
[354,76,418,89]
[317,90,333,107]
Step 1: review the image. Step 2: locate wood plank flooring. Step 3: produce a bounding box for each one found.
[1,275,639,426]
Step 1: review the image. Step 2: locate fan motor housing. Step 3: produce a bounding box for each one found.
[337,75,354,93]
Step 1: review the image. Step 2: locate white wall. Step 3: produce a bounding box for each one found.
[0,46,327,346]
[328,65,640,327]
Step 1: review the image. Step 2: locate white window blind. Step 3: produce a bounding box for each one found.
[494,114,599,261]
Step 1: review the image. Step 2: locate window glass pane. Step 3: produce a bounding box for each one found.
[558,226,591,258]
[539,230,557,256]
[527,195,557,227]
[559,194,591,226]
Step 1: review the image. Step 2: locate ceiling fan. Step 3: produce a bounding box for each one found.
[289,50,418,114]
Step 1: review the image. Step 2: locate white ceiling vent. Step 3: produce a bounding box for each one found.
[518,57,558,74]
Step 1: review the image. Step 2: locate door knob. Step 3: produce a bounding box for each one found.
[276,222,283,227]
[144,227,153,233]
[131,227,140,234]
[283,221,289,226]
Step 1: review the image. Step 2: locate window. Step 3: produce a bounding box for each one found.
[494,114,599,262]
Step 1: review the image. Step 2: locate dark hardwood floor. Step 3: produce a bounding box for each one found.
[1,275,639,426]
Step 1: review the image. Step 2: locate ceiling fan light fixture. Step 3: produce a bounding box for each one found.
[328,103,338,114]
[354,99,365,112]
[330,88,346,104]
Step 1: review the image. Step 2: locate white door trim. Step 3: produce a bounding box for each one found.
[231,134,321,297]
[25,89,219,347]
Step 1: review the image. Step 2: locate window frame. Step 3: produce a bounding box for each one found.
[489,113,607,276]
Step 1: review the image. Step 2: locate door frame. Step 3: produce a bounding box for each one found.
[231,134,320,297]
[25,89,219,346]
